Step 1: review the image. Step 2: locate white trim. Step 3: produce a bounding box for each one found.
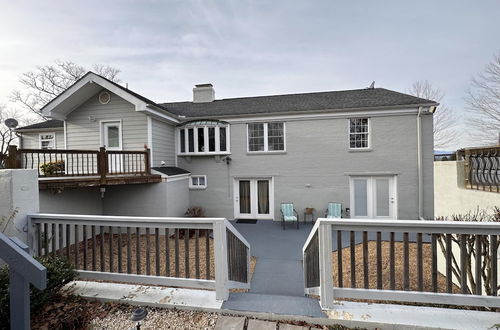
[99,120,123,150]
[166,173,190,182]
[349,175,397,220]
[348,117,371,150]
[140,107,179,124]
[221,108,421,123]
[147,116,153,166]
[177,124,231,156]
[63,120,67,149]
[41,72,179,124]
[246,122,286,153]
[38,132,56,149]
[233,177,274,220]
[189,175,207,189]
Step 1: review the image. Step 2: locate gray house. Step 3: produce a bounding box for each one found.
[16,72,437,220]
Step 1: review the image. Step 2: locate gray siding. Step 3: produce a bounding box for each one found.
[178,112,434,220]
[151,118,176,167]
[20,130,65,149]
[66,90,147,150]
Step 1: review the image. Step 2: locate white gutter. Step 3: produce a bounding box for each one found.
[417,107,423,220]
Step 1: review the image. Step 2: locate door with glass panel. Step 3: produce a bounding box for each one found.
[102,121,123,173]
[350,176,397,219]
[234,178,273,219]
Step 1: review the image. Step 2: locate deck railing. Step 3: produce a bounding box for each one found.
[458,146,500,193]
[303,219,500,309]
[5,145,151,178]
[27,214,250,300]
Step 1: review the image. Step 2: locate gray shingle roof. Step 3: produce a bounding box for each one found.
[160,88,437,118]
[16,119,64,130]
[152,166,190,176]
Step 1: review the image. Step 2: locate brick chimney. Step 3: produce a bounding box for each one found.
[193,84,215,103]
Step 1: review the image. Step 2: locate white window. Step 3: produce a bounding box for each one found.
[349,118,370,149]
[189,175,207,189]
[39,133,55,149]
[247,122,285,152]
[178,122,230,155]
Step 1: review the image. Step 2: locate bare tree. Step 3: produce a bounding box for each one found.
[466,52,500,145]
[11,60,120,119]
[408,80,459,149]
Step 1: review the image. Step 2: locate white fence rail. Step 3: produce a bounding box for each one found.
[27,213,251,301]
[303,219,500,309]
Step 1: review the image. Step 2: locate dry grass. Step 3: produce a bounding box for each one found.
[332,241,460,293]
[63,232,256,284]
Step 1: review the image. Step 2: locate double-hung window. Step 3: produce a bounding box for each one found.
[189,175,207,189]
[247,122,285,152]
[39,133,55,149]
[178,121,230,155]
[349,118,370,149]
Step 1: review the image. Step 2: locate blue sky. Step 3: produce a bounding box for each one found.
[0,1,499,148]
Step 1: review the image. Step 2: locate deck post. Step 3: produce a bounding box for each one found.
[213,219,229,301]
[98,147,107,185]
[318,221,334,309]
[145,148,151,174]
[7,145,19,169]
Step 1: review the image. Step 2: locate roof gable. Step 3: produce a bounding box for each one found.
[41,72,178,123]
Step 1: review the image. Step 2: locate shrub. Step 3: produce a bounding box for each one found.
[39,160,65,176]
[185,206,205,217]
[0,255,77,328]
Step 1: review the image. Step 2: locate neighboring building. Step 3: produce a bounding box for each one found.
[15,72,437,220]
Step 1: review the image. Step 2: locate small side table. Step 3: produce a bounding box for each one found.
[304,208,315,223]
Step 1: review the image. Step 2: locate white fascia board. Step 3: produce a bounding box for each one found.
[139,107,179,124]
[222,108,420,123]
[15,127,64,133]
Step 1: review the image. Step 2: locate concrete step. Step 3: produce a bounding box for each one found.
[247,319,277,330]
[214,316,246,330]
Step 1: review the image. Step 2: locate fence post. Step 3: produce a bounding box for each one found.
[145,148,151,174]
[213,219,229,301]
[98,147,107,184]
[318,221,334,309]
[7,145,19,169]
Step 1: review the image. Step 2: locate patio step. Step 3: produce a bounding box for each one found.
[221,292,326,318]
[215,316,320,330]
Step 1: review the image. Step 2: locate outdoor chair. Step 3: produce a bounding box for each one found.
[280,203,299,230]
[325,202,342,218]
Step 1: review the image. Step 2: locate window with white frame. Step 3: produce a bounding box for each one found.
[39,133,55,149]
[178,121,230,155]
[349,118,369,149]
[189,175,207,189]
[247,122,285,152]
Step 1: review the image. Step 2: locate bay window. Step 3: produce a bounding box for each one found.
[247,122,285,152]
[178,121,230,155]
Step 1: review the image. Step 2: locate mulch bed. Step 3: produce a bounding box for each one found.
[62,232,256,288]
[332,241,460,293]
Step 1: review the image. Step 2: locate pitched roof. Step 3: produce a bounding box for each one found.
[39,71,177,118]
[161,88,437,118]
[152,166,191,176]
[16,119,64,131]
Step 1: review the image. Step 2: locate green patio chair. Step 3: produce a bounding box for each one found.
[280,203,299,230]
[325,202,342,218]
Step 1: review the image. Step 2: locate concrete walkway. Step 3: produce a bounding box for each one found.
[222,220,325,317]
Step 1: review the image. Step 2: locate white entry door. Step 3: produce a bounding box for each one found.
[350,176,397,219]
[234,178,274,219]
[101,121,123,173]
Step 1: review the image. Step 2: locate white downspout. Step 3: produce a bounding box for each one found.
[417,107,424,220]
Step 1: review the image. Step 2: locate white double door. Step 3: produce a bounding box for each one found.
[350,176,397,219]
[234,178,274,219]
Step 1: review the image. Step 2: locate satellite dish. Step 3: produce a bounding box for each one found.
[4,118,18,129]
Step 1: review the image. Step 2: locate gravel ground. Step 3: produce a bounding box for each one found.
[89,308,218,330]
